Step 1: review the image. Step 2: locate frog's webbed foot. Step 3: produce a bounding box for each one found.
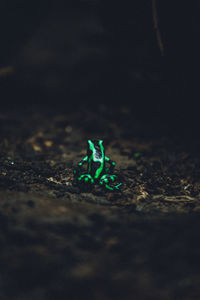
[77,174,94,185]
[99,174,122,191]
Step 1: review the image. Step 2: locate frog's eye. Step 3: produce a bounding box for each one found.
[90,140,99,147]
[88,139,94,148]
[88,140,95,153]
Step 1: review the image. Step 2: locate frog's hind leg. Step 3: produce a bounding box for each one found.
[99,174,122,191]
[77,174,94,185]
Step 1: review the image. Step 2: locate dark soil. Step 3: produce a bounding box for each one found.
[1,105,200,300]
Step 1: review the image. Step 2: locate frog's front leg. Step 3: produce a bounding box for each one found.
[105,156,116,174]
[74,155,94,184]
[74,155,88,177]
[99,174,122,191]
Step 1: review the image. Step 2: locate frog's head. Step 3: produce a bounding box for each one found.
[87,139,104,155]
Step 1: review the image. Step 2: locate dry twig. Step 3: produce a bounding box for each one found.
[152,0,164,56]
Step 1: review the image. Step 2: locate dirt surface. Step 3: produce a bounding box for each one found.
[0,105,200,299]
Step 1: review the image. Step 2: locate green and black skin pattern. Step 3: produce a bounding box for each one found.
[74,139,122,191]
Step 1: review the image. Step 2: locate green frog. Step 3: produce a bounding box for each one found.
[74,139,122,191]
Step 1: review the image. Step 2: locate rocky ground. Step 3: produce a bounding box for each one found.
[0,105,200,299]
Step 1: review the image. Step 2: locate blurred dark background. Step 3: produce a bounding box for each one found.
[0,0,200,137]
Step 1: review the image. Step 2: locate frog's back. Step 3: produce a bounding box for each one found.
[87,139,105,179]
